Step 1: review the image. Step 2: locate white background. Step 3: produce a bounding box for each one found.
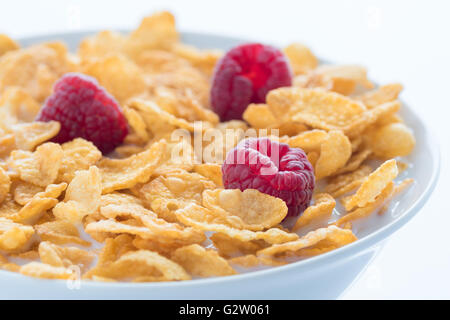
[1,0,449,299]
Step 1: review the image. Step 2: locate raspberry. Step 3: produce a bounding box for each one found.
[36,73,128,154]
[210,43,293,121]
[222,138,315,217]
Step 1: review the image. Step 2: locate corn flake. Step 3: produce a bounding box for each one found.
[202,189,288,231]
[53,166,101,223]
[0,34,19,56]
[99,140,165,193]
[58,138,102,183]
[8,142,63,187]
[257,225,357,258]
[343,159,398,211]
[315,130,352,179]
[0,217,34,252]
[294,193,335,231]
[12,121,60,151]
[0,167,11,204]
[175,203,298,244]
[35,220,91,247]
[365,123,415,159]
[171,244,236,277]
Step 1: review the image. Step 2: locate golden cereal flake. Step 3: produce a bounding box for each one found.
[365,123,415,159]
[171,244,236,277]
[0,42,74,102]
[0,167,11,204]
[267,87,366,131]
[20,262,75,280]
[82,54,147,104]
[53,166,101,223]
[175,203,298,244]
[202,189,288,231]
[257,225,357,258]
[38,241,94,272]
[283,43,318,75]
[293,193,335,231]
[98,140,165,193]
[57,138,102,183]
[85,249,190,282]
[8,142,63,187]
[12,121,60,151]
[35,220,91,247]
[0,87,41,122]
[315,131,352,180]
[124,11,179,60]
[0,217,35,252]
[343,159,398,211]
[78,30,126,61]
[0,34,19,56]
[9,183,66,224]
[354,83,403,109]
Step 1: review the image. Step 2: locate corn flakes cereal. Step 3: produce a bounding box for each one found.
[282,129,328,152]
[124,11,179,60]
[53,166,101,223]
[315,130,352,179]
[82,54,147,104]
[324,165,373,198]
[202,189,288,231]
[314,65,374,95]
[9,183,66,224]
[12,121,60,151]
[194,163,223,187]
[98,202,206,245]
[343,159,398,211]
[0,42,74,101]
[210,233,269,258]
[123,106,150,144]
[171,244,236,277]
[35,220,91,247]
[365,123,415,159]
[354,83,403,109]
[38,241,94,272]
[257,225,357,258]
[0,217,35,252]
[0,87,41,122]
[294,193,335,231]
[267,88,366,132]
[283,43,318,75]
[57,138,102,183]
[334,182,395,227]
[0,253,20,272]
[334,148,372,175]
[175,203,298,244]
[8,142,63,187]
[99,140,165,193]
[78,31,126,61]
[85,249,190,281]
[135,170,215,222]
[0,12,419,283]
[0,167,11,204]
[19,261,76,280]
[0,34,19,56]
[243,103,278,129]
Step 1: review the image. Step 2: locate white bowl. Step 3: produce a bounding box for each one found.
[0,31,440,300]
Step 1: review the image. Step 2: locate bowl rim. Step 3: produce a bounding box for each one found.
[0,30,441,288]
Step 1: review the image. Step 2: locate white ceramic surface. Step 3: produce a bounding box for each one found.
[0,31,440,300]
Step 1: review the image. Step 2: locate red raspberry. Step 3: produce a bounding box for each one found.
[36,73,128,154]
[222,138,315,218]
[210,43,293,121]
